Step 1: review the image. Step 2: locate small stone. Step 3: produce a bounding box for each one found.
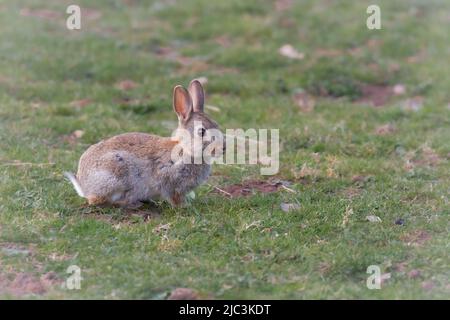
[393,84,406,95]
[366,215,382,223]
[280,203,301,212]
[72,130,84,139]
[279,44,304,60]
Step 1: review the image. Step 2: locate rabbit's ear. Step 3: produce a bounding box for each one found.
[188,79,204,113]
[173,85,193,122]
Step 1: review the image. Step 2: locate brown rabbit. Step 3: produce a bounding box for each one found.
[65,80,224,208]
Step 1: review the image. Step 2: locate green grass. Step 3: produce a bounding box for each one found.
[0,0,449,299]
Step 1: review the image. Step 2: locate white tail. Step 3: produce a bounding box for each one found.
[64,172,85,198]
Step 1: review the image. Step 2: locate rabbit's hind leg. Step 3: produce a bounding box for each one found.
[109,189,145,209]
[87,194,109,206]
[83,175,127,207]
[86,189,127,207]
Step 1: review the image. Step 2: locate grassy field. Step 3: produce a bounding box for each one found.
[0,0,449,299]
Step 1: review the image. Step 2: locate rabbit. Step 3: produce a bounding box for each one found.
[65,79,224,208]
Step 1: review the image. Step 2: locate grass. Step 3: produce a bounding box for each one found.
[0,0,449,299]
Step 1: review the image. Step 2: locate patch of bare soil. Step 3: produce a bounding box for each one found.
[275,0,293,12]
[315,48,343,58]
[70,99,92,108]
[20,7,101,22]
[293,91,315,112]
[395,261,408,272]
[153,46,239,76]
[374,124,396,135]
[404,146,443,170]
[401,230,432,247]
[115,80,139,91]
[214,35,231,48]
[0,271,60,297]
[415,146,442,167]
[341,187,362,199]
[0,241,61,297]
[154,46,205,67]
[167,287,199,300]
[212,180,285,198]
[124,207,161,222]
[1,242,33,256]
[20,8,62,20]
[80,202,161,224]
[61,130,84,145]
[313,39,383,59]
[355,84,395,107]
[406,50,427,64]
[82,8,102,21]
[317,262,332,276]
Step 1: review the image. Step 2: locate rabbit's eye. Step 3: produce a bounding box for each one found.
[197,127,206,137]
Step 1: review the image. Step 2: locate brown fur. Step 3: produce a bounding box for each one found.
[66,80,223,208]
